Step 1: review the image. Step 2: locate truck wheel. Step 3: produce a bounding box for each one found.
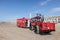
[29,24,33,31]
[31,26,34,30]
[44,31,51,34]
[34,25,40,34]
[30,26,34,31]
[45,32,50,34]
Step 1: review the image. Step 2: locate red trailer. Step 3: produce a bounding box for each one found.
[17,17,28,28]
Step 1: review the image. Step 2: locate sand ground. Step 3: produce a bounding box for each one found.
[0,22,60,40]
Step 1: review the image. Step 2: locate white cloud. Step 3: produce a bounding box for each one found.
[40,0,51,6]
[51,7,60,12]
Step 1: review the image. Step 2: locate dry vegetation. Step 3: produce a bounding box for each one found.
[0,22,60,40]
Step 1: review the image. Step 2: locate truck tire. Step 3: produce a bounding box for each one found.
[45,32,50,34]
[29,23,34,31]
[34,25,40,34]
[44,31,51,34]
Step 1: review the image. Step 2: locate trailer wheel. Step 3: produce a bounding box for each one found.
[34,25,40,34]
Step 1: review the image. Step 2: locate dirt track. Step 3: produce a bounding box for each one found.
[0,22,60,40]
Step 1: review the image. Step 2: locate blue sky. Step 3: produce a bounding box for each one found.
[0,0,60,21]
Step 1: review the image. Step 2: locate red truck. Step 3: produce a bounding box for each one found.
[17,14,55,34]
